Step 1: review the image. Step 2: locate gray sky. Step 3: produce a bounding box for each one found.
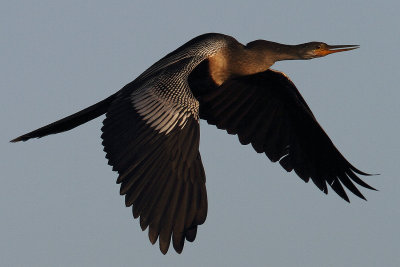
[2,1,399,266]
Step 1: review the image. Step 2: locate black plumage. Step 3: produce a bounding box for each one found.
[11,33,375,254]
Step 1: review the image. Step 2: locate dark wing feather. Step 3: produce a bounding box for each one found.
[196,69,375,202]
[101,88,207,254]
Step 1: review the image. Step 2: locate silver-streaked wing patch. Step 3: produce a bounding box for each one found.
[131,83,199,135]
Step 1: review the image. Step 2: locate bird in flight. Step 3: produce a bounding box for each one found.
[11,33,375,254]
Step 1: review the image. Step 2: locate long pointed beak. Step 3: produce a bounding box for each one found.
[316,44,359,56]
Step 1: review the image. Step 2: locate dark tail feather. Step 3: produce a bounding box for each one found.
[11,94,117,142]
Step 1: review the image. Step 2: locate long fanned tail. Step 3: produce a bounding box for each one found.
[11,94,117,142]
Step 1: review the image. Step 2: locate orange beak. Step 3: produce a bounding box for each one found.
[315,44,360,57]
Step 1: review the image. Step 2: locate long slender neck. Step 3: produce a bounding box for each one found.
[228,42,301,76]
[265,43,303,61]
[208,41,302,85]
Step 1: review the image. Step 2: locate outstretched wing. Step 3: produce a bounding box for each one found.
[196,69,375,202]
[101,82,207,254]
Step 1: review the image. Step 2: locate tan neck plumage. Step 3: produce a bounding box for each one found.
[208,45,273,86]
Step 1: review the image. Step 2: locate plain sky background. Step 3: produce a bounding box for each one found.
[2,1,399,266]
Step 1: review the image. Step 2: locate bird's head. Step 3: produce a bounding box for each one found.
[298,42,359,59]
[241,40,359,73]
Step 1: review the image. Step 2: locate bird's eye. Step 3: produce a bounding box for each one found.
[316,44,322,49]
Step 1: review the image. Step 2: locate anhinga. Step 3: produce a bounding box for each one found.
[11,33,375,254]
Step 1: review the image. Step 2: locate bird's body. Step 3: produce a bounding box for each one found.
[11,33,374,254]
